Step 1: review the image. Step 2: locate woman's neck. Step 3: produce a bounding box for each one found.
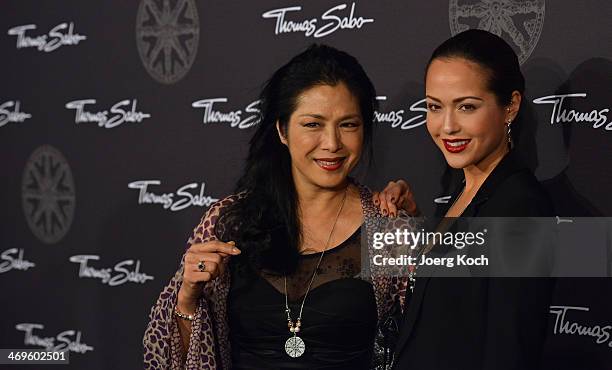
[462,145,509,193]
[294,179,351,217]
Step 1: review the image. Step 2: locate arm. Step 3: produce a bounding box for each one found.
[143,197,239,369]
[176,289,195,361]
[176,237,237,357]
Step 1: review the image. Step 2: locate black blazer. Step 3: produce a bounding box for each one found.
[393,151,555,370]
[443,150,554,217]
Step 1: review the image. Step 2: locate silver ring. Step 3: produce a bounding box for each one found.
[197,260,206,272]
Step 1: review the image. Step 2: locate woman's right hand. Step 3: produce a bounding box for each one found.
[373,179,420,217]
[178,240,241,308]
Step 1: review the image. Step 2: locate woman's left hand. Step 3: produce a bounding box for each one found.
[373,179,420,217]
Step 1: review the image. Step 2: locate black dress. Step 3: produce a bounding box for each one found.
[228,228,378,370]
[393,151,555,370]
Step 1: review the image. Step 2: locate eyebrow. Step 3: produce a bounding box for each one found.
[299,114,325,119]
[426,95,484,103]
[298,113,361,120]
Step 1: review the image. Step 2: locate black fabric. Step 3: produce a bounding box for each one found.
[228,228,378,370]
[542,169,603,217]
[393,151,556,370]
[439,150,555,218]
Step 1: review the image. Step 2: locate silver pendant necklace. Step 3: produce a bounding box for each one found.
[283,187,348,358]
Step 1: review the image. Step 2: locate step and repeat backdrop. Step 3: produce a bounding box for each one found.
[1,1,611,369]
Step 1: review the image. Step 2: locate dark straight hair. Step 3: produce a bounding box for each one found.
[217,44,377,275]
[426,29,525,106]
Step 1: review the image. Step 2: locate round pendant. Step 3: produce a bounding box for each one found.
[285,336,305,358]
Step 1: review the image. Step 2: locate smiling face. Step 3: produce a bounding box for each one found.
[425,57,518,170]
[277,82,364,191]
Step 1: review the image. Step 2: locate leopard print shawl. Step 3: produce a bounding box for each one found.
[143,182,414,369]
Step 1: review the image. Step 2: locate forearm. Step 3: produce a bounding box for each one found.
[176,293,197,361]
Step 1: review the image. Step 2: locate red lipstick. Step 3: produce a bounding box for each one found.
[315,157,345,171]
[442,139,471,153]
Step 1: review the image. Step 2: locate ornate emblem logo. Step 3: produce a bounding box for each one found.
[22,145,75,244]
[449,0,545,64]
[136,0,200,84]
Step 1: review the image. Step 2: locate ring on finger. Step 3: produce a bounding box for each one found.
[197,260,206,272]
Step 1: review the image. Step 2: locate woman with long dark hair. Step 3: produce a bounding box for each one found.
[143,44,415,369]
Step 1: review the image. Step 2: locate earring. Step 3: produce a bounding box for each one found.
[506,119,513,149]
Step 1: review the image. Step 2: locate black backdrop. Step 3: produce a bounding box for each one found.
[1,1,611,369]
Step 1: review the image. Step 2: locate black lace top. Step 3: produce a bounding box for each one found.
[228,227,378,369]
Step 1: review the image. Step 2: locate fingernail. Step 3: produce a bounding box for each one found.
[382,209,388,215]
[390,197,395,202]
[232,247,241,254]
[390,212,396,217]
[374,199,379,205]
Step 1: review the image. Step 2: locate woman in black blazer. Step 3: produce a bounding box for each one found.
[382,30,555,370]
[391,151,555,370]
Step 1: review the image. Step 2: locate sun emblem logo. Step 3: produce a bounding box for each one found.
[136,0,200,84]
[22,145,76,244]
[449,0,545,64]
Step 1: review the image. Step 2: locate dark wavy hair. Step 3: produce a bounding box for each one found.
[216,44,377,275]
